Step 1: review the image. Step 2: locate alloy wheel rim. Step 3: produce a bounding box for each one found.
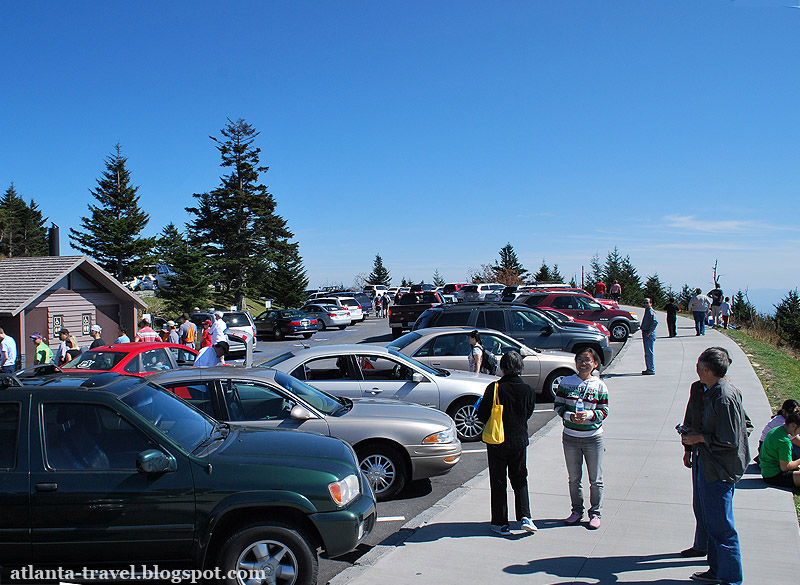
[236,539,298,585]
[361,454,396,494]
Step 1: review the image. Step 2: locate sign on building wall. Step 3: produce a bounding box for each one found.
[82,313,92,336]
[52,315,63,338]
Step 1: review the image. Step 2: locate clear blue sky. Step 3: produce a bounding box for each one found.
[2,0,799,312]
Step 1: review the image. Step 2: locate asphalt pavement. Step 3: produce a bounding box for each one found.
[326,309,799,585]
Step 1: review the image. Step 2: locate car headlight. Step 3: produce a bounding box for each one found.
[423,426,457,444]
[328,474,361,507]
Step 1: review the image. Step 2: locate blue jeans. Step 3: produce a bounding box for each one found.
[691,453,708,551]
[642,332,655,373]
[562,433,605,518]
[693,311,706,335]
[696,458,742,585]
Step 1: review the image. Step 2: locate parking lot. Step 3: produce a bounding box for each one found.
[236,313,626,583]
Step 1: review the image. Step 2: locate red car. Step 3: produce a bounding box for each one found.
[61,342,198,376]
[538,307,612,337]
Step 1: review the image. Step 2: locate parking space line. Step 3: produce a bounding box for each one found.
[377,516,406,522]
[461,448,485,453]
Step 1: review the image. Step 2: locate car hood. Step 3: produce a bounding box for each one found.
[347,397,451,425]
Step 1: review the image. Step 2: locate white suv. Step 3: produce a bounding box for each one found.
[461,283,505,302]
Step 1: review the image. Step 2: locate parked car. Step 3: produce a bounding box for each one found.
[253,308,319,340]
[518,291,638,341]
[538,307,612,337]
[388,291,445,339]
[61,342,197,376]
[500,285,540,303]
[259,345,497,442]
[301,303,352,330]
[325,291,373,318]
[461,283,505,302]
[442,283,469,301]
[1,370,376,582]
[150,367,460,500]
[413,302,614,365]
[313,297,364,323]
[363,284,388,298]
[388,327,578,400]
[190,311,257,356]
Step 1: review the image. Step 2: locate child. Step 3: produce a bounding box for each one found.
[756,399,800,465]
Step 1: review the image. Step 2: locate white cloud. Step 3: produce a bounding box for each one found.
[662,214,775,233]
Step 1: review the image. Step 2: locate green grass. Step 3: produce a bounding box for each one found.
[721,328,800,518]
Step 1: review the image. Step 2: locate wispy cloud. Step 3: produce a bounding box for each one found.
[662,214,785,234]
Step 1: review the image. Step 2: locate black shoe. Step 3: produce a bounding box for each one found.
[690,570,720,583]
[641,370,655,375]
[681,547,707,558]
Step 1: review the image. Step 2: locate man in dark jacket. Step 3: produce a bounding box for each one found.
[477,351,536,535]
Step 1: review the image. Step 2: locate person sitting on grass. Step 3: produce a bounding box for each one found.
[756,399,800,465]
[760,410,800,491]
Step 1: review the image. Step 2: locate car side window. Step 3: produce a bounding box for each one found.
[430,334,470,357]
[476,310,504,331]
[0,403,20,470]
[435,311,471,327]
[551,296,575,310]
[226,381,292,421]
[162,381,215,416]
[482,333,517,355]
[510,309,548,332]
[43,403,156,470]
[356,355,413,381]
[176,348,196,366]
[139,348,172,373]
[414,339,436,358]
[294,357,355,381]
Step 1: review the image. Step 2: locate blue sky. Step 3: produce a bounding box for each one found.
[2,0,799,312]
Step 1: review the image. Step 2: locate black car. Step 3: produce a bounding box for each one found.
[413,302,614,365]
[254,308,319,340]
[1,368,376,583]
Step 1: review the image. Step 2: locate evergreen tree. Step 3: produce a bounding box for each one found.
[491,243,528,284]
[775,289,800,348]
[533,260,552,283]
[550,264,564,284]
[569,276,578,288]
[0,183,48,257]
[154,223,212,313]
[732,290,756,326]
[643,274,667,309]
[432,269,445,288]
[264,242,309,308]
[602,247,625,288]
[69,145,155,280]
[678,284,694,310]
[367,254,391,286]
[186,119,293,308]
[585,253,603,291]
[618,256,644,305]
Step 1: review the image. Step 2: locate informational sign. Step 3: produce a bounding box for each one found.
[82,314,92,336]
[52,315,63,338]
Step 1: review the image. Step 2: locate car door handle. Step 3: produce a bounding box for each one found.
[35,482,58,492]
[367,388,383,395]
[431,362,441,366]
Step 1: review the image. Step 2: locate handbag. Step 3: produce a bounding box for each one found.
[482,382,504,445]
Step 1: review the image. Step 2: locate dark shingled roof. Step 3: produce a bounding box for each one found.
[0,256,146,316]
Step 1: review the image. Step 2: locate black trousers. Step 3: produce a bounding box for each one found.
[667,315,677,337]
[487,443,530,525]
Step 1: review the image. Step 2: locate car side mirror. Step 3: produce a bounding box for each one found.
[290,405,315,420]
[543,324,553,336]
[411,372,425,383]
[520,345,536,357]
[137,449,177,474]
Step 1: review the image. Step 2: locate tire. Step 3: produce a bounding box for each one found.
[391,328,403,340]
[317,320,326,331]
[302,333,313,339]
[357,444,408,501]
[610,321,630,342]
[542,369,574,402]
[338,325,346,330]
[217,521,318,585]
[273,327,284,341]
[448,397,484,442]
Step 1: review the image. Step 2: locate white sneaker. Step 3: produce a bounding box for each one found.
[520,517,538,533]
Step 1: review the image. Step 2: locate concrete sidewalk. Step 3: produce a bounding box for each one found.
[331,311,799,585]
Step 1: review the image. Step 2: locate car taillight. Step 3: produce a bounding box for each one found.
[329,313,336,317]
[346,311,351,316]
[289,320,301,326]
[388,308,392,316]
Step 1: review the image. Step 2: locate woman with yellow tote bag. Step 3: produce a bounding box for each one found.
[476,351,537,536]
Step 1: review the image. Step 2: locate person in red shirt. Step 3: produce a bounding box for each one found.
[200,319,213,349]
[594,281,607,299]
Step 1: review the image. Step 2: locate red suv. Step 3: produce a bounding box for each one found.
[518,291,639,342]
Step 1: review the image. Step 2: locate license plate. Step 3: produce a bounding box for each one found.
[301,320,309,326]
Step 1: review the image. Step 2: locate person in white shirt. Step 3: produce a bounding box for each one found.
[0,327,18,373]
[193,341,229,367]
[210,311,227,345]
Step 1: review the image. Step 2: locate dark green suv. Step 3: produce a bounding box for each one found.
[0,370,376,584]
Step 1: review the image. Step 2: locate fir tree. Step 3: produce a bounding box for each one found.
[0,183,48,257]
[643,274,667,309]
[533,260,552,283]
[264,242,309,308]
[154,223,212,313]
[367,254,391,286]
[732,290,756,326]
[585,253,603,291]
[69,145,155,280]
[491,243,528,284]
[775,289,800,348]
[550,264,564,284]
[187,119,293,308]
[432,269,445,288]
[678,284,694,310]
[602,247,625,289]
[569,276,578,288]
[618,255,644,305]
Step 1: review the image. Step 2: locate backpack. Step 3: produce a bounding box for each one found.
[185,324,196,344]
[479,345,498,375]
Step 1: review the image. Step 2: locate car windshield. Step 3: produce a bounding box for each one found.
[121,383,215,451]
[280,310,304,318]
[223,313,252,328]
[273,371,343,415]
[387,348,440,376]
[386,331,422,351]
[63,351,126,370]
[258,352,295,368]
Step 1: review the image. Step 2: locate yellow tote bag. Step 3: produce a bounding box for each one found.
[482,382,504,445]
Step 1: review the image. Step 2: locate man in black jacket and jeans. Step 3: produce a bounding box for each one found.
[477,351,537,535]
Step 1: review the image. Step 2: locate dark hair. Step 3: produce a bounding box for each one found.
[118,326,127,335]
[709,346,731,365]
[698,347,729,378]
[182,313,190,320]
[785,411,800,427]
[575,347,601,365]
[469,330,481,345]
[499,351,524,376]
[668,296,675,303]
[780,400,799,416]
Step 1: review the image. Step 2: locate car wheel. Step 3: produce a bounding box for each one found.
[302,333,313,339]
[273,327,284,341]
[317,320,326,331]
[217,521,318,585]
[542,368,575,402]
[610,321,630,342]
[357,444,407,501]
[448,397,484,442]
[391,329,403,340]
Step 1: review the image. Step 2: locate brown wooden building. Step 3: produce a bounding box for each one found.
[0,256,146,368]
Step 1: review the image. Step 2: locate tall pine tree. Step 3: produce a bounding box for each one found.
[367,254,391,286]
[155,223,212,313]
[643,274,667,309]
[264,241,309,308]
[0,183,48,257]
[432,269,445,287]
[491,243,528,284]
[69,145,155,280]
[187,119,293,308]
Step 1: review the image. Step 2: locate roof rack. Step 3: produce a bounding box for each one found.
[0,373,22,388]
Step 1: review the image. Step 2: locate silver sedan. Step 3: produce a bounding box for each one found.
[149,367,460,501]
[301,303,352,330]
[387,327,578,401]
[259,345,498,442]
